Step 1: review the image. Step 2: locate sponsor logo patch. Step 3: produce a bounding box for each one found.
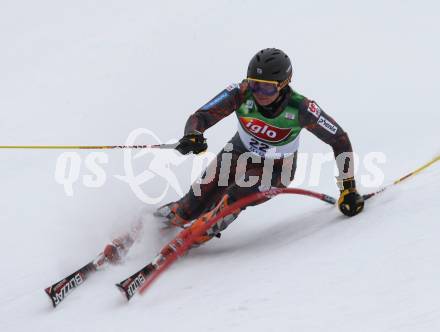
[127,273,146,297]
[317,116,338,134]
[201,91,228,110]
[52,273,84,305]
[284,112,295,120]
[239,117,292,143]
[245,99,254,110]
[226,83,239,92]
[307,102,321,118]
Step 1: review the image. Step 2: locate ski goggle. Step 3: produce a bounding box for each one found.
[247,78,279,96]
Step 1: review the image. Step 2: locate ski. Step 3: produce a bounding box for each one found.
[115,227,192,301]
[44,220,144,307]
[116,187,337,301]
[44,261,97,308]
[116,263,156,301]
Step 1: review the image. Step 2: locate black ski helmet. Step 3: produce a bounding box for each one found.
[247,48,292,82]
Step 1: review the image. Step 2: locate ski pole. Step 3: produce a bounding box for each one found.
[363,154,440,200]
[0,143,179,150]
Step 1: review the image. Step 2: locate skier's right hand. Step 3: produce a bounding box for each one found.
[175,131,207,155]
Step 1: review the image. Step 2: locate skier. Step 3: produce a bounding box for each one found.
[102,48,364,263]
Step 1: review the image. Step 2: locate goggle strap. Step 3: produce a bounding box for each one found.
[247,74,292,89]
[247,78,278,85]
[278,74,292,89]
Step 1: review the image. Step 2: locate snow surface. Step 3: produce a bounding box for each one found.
[1,1,440,331]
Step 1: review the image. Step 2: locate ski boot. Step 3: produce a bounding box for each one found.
[186,194,241,245]
[154,202,190,228]
[93,234,135,269]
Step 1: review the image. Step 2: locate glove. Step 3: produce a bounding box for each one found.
[175,131,207,155]
[337,177,364,217]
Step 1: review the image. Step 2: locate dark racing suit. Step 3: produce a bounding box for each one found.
[175,81,354,235]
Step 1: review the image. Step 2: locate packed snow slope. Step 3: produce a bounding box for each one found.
[1,1,439,331]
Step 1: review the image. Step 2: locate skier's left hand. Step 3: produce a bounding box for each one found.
[338,189,364,217]
[337,177,364,217]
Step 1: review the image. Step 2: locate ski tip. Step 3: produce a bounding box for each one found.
[115,283,131,301]
[44,287,57,308]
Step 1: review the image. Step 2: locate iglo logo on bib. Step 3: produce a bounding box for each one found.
[239,117,292,143]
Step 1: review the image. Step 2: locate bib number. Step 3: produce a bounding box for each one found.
[249,138,269,154]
